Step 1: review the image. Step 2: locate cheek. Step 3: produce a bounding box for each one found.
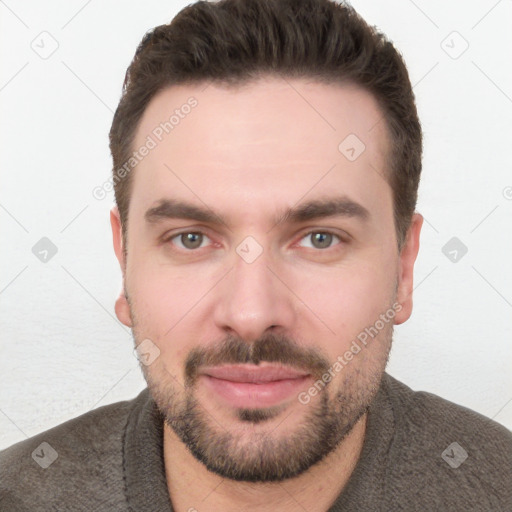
[293,260,396,340]
[126,250,231,369]
[127,259,200,347]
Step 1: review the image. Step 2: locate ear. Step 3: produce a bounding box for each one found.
[394,213,423,325]
[110,206,132,328]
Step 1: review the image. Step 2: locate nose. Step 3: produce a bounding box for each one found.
[213,244,297,343]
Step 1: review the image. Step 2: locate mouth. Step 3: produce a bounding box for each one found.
[198,364,311,409]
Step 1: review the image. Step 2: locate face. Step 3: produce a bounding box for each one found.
[111,76,422,482]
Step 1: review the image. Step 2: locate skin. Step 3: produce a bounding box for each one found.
[110,76,422,511]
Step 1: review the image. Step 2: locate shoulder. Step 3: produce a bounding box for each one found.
[381,373,512,510]
[383,373,512,449]
[0,389,150,512]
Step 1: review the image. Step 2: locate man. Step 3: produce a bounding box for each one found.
[1,0,511,510]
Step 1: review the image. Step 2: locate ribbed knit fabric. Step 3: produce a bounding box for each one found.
[1,373,511,511]
[122,384,173,511]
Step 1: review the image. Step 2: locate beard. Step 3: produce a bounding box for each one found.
[132,319,393,483]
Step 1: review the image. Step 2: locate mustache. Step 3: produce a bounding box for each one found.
[184,332,330,386]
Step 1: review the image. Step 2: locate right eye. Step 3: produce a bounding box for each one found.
[165,231,212,251]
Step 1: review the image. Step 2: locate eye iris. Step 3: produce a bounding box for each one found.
[311,232,332,249]
[182,232,203,249]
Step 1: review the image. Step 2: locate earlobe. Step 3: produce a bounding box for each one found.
[115,288,133,327]
[394,213,423,325]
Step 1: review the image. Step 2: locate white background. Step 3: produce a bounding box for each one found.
[1,0,511,450]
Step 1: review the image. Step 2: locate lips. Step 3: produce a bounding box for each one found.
[198,364,311,409]
[200,364,309,383]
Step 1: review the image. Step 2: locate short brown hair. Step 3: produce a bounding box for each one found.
[109,0,422,252]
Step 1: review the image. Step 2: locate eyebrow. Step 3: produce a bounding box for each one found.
[144,196,370,227]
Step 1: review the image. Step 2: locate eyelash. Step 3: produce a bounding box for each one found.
[162,229,346,252]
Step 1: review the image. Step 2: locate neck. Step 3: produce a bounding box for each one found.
[163,412,367,512]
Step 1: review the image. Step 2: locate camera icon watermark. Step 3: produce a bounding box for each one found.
[338,134,366,162]
[31,441,58,469]
[236,236,263,264]
[30,31,59,60]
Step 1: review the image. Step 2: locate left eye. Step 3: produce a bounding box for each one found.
[298,232,341,250]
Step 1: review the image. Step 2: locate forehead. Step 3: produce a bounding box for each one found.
[129,77,391,225]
